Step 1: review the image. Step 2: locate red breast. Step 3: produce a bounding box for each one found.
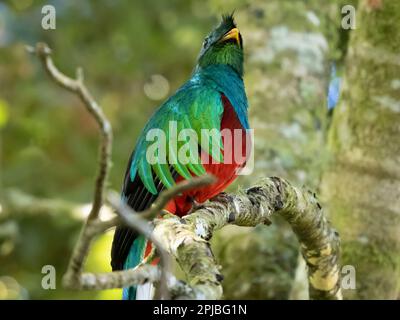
[167,94,251,216]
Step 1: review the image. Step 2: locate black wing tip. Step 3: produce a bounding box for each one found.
[111,260,123,271]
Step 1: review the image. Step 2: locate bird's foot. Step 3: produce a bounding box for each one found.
[187,197,204,214]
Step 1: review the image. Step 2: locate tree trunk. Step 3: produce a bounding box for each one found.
[320,0,400,299]
[207,0,345,299]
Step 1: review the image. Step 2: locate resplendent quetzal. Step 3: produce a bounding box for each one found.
[111,14,251,300]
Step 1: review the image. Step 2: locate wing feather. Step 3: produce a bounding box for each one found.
[112,82,225,270]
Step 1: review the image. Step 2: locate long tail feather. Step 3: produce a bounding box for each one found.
[122,235,148,300]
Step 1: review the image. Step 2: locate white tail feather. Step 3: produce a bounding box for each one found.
[136,282,155,300]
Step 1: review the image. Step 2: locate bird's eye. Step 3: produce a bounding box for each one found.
[203,38,209,48]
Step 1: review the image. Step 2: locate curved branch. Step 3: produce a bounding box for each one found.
[28,42,112,287]
[151,177,342,300]
[27,42,112,221]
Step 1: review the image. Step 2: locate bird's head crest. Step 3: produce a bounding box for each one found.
[197,13,244,76]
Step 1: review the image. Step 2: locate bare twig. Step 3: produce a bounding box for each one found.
[78,264,160,290]
[27,42,112,221]
[28,42,113,286]
[109,174,215,299]
[108,192,176,299]
[28,42,121,290]
[1,188,83,220]
[61,176,213,294]
[141,175,216,220]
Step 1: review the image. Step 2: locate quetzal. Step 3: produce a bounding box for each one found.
[111,14,251,300]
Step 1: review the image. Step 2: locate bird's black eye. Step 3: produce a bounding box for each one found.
[203,37,209,48]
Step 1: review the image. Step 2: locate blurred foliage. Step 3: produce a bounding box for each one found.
[0,0,352,299]
[212,224,298,300]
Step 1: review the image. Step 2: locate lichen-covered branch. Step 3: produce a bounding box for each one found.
[150,177,342,300]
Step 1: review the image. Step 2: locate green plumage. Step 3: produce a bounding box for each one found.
[131,84,225,194]
[128,14,246,195]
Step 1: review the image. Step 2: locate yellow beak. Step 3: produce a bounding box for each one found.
[220,28,241,47]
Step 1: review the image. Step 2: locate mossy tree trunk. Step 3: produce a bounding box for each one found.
[320,0,400,299]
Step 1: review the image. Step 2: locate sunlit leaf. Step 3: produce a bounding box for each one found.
[0,99,9,129]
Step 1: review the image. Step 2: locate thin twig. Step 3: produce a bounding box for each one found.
[108,192,172,300]
[27,42,112,221]
[60,176,214,293]
[108,174,214,299]
[141,174,216,220]
[28,42,113,287]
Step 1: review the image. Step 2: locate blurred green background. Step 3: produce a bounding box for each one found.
[2,0,398,300]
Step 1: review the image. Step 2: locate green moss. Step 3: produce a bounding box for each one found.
[357,1,400,52]
[340,241,400,299]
